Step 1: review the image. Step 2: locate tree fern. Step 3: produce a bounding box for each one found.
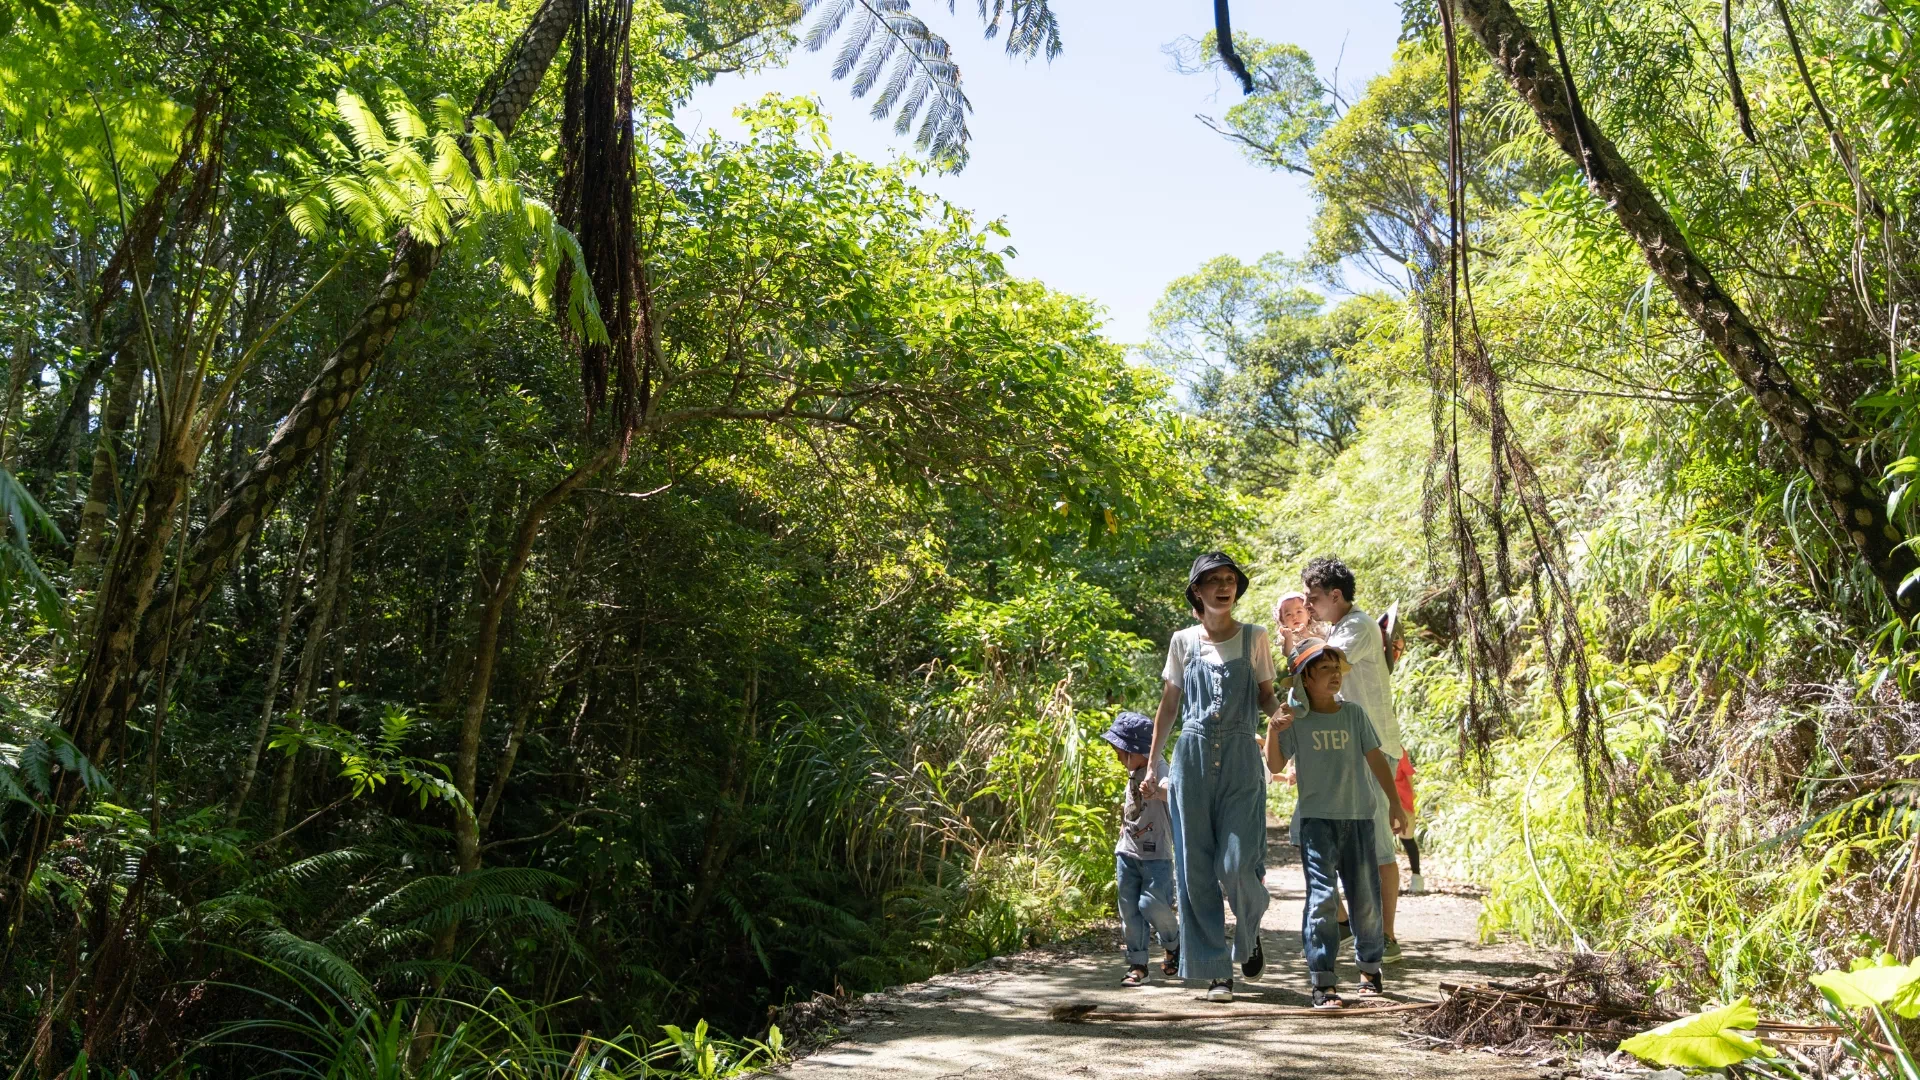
[0,464,63,626]
[258,927,376,1007]
[803,0,1061,170]
[280,84,604,347]
[975,0,1061,59]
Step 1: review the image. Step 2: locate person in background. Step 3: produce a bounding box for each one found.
[1101,710,1180,986]
[1377,603,1423,896]
[1264,638,1408,1007]
[1303,555,1410,962]
[1142,552,1287,1003]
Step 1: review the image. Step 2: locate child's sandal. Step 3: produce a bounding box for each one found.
[1311,987,1344,1009]
[1357,971,1384,998]
[1161,949,1179,977]
[1122,965,1148,987]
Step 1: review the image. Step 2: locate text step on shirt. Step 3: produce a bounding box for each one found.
[1277,700,1382,822]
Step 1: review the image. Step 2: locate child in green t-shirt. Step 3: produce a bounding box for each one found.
[1263,639,1408,1008]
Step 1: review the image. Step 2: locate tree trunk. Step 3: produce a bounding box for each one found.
[0,0,580,931]
[453,444,618,873]
[72,336,142,575]
[268,449,367,840]
[474,506,600,837]
[682,660,758,932]
[1450,0,1920,610]
[228,483,326,826]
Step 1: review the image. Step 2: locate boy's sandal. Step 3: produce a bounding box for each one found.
[1122,965,1148,987]
[1161,950,1180,977]
[1356,972,1384,998]
[1311,987,1344,1009]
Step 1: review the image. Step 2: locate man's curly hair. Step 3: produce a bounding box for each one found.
[1302,556,1357,604]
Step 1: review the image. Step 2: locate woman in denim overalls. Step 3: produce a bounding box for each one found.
[1142,552,1289,1002]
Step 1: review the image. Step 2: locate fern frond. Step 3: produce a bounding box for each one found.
[804,0,972,170]
[374,957,486,992]
[832,2,880,81]
[334,89,391,157]
[1755,779,1920,851]
[804,0,857,50]
[850,14,899,95]
[0,465,64,625]
[719,889,772,974]
[976,0,1061,59]
[256,927,375,1007]
[382,86,428,142]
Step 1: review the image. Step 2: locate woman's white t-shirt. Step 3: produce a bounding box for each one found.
[1161,623,1277,688]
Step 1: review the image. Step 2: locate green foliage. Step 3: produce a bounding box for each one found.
[1146,254,1367,496]
[278,84,603,342]
[199,971,785,1078]
[1619,997,1770,1068]
[0,2,189,238]
[0,464,63,625]
[1810,954,1920,1016]
[800,0,1062,171]
[270,705,466,809]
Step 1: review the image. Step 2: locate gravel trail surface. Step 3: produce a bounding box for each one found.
[781,822,1550,1080]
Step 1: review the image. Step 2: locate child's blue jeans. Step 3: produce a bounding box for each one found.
[1116,853,1179,965]
[1298,817,1384,987]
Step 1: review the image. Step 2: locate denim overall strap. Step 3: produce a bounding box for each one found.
[1178,629,1261,739]
[1167,625,1271,981]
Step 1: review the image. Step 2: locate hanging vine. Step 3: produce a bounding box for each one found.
[1428,0,1605,815]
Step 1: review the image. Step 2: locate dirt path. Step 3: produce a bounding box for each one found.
[782,822,1550,1080]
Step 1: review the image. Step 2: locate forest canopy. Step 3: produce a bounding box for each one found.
[13,0,1920,1074]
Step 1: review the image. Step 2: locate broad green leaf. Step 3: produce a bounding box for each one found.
[1812,955,1920,1017]
[1619,998,1770,1068]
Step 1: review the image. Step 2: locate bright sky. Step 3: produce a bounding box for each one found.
[679,1,1401,348]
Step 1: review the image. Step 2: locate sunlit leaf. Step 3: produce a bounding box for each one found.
[1619,998,1770,1068]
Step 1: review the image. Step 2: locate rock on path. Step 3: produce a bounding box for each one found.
[781,822,1551,1080]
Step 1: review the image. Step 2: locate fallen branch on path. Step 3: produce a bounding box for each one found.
[1048,1000,1440,1022]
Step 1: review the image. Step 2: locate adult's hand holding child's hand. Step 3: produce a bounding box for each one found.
[1139,773,1160,799]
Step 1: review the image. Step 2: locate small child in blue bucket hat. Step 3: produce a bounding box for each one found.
[1102,709,1179,986]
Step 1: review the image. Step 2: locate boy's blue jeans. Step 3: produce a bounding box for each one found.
[1116,853,1179,965]
[1298,817,1384,987]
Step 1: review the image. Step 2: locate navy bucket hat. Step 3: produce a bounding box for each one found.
[1186,551,1250,616]
[1101,710,1154,757]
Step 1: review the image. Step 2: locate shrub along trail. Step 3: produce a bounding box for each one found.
[781,821,1551,1080]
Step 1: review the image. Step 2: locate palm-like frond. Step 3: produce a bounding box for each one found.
[974,0,1061,59]
[258,927,376,1007]
[0,463,64,625]
[803,0,973,169]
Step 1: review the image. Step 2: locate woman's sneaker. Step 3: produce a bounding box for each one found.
[1408,873,1427,895]
[1382,938,1403,963]
[1207,979,1234,1003]
[1241,940,1264,981]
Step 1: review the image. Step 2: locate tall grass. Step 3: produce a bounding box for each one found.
[188,961,786,1078]
[1403,488,1917,1010]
